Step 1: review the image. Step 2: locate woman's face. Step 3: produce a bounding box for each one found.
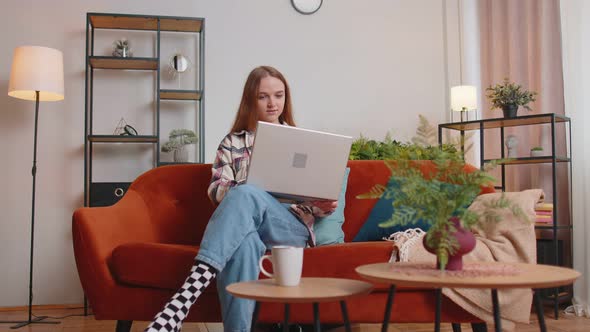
[256,76,285,124]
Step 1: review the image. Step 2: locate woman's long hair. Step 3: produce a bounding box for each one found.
[230,66,295,133]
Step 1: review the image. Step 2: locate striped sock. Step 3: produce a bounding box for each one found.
[145,261,216,332]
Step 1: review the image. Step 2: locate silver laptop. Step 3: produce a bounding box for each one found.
[246,121,353,202]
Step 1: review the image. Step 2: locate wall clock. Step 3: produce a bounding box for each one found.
[291,0,323,15]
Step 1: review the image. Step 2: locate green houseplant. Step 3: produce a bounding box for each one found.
[161,129,198,162]
[112,38,132,58]
[530,146,544,157]
[348,133,459,161]
[486,78,537,118]
[350,119,530,270]
[356,146,529,270]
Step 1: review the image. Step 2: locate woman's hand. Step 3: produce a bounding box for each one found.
[306,200,338,214]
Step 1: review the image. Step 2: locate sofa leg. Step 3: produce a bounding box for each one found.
[452,323,462,332]
[471,322,488,332]
[116,320,133,332]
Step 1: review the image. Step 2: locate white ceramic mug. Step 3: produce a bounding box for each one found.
[258,246,304,286]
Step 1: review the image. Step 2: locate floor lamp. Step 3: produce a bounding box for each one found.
[1,46,64,329]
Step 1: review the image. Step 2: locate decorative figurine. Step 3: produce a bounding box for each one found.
[506,135,518,158]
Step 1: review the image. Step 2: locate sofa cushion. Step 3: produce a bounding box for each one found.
[343,161,393,241]
[353,179,479,242]
[112,241,397,292]
[345,160,495,242]
[313,167,350,246]
[353,177,432,242]
[112,242,206,291]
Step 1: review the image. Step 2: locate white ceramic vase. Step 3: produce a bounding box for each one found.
[173,146,188,163]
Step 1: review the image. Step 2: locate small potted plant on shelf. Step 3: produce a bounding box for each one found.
[112,38,132,58]
[161,129,198,163]
[486,78,537,118]
[530,146,544,157]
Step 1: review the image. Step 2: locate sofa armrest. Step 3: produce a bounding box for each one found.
[72,189,157,304]
[72,164,215,314]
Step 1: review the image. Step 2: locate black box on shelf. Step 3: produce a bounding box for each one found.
[89,182,131,207]
[537,238,563,265]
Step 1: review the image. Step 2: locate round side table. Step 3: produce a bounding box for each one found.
[356,262,580,332]
[227,277,372,332]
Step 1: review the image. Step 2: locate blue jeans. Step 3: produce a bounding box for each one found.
[196,184,309,332]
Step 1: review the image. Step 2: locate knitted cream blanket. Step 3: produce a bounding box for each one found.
[386,189,544,331]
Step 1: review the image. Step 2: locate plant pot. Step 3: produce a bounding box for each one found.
[501,104,519,118]
[112,47,132,58]
[423,217,476,271]
[173,146,188,163]
[530,149,544,157]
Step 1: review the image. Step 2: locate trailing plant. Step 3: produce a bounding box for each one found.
[486,78,537,111]
[161,129,198,153]
[357,148,530,270]
[531,146,543,151]
[349,133,459,161]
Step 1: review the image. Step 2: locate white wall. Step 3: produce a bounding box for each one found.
[0,0,457,306]
[560,0,590,316]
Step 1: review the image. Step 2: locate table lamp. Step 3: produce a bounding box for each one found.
[2,45,64,329]
[451,85,477,122]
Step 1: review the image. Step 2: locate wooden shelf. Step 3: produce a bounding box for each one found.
[160,89,202,100]
[88,135,158,143]
[484,156,570,165]
[89,13,203,32]
[89,56,158,70]
[534,224,572,230]
[439,113,570,131]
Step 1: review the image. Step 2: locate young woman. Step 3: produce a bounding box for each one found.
[145,66,337,332]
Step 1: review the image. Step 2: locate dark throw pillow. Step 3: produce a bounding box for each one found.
[353,178,433,242]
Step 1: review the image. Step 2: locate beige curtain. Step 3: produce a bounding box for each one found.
[478,0,572,266]
[560,0,590,318]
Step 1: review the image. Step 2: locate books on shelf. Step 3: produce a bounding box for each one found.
[535,216,553,224]
[534,202,554,224]
[535,210,553,216]
[535,202,554,211]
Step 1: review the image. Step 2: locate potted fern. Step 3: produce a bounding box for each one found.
[486,78,537,118]
[358,148,529,270]
[161,129,198,162]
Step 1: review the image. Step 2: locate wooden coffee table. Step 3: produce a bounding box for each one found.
[226,277,372,332]
[356,262,580,332]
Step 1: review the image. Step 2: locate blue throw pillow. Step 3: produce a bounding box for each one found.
[314,167,350,246]
[353,178,431,242]
[353,178,477,242]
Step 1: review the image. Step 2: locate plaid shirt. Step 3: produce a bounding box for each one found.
[207,130,333,246]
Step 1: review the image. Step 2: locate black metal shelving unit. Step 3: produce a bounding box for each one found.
[439,113,573,319]
[84,12,205,207]
[83,11,205,316]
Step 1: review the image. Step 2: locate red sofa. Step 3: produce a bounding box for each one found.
[72,160,494,331]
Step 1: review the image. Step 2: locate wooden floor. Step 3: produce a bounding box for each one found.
[0,305,588,332]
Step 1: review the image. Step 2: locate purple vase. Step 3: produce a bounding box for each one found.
[423,217,476,271]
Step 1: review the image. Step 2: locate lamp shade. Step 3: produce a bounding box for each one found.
[8,46,64,102]
[450,85,477,112]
